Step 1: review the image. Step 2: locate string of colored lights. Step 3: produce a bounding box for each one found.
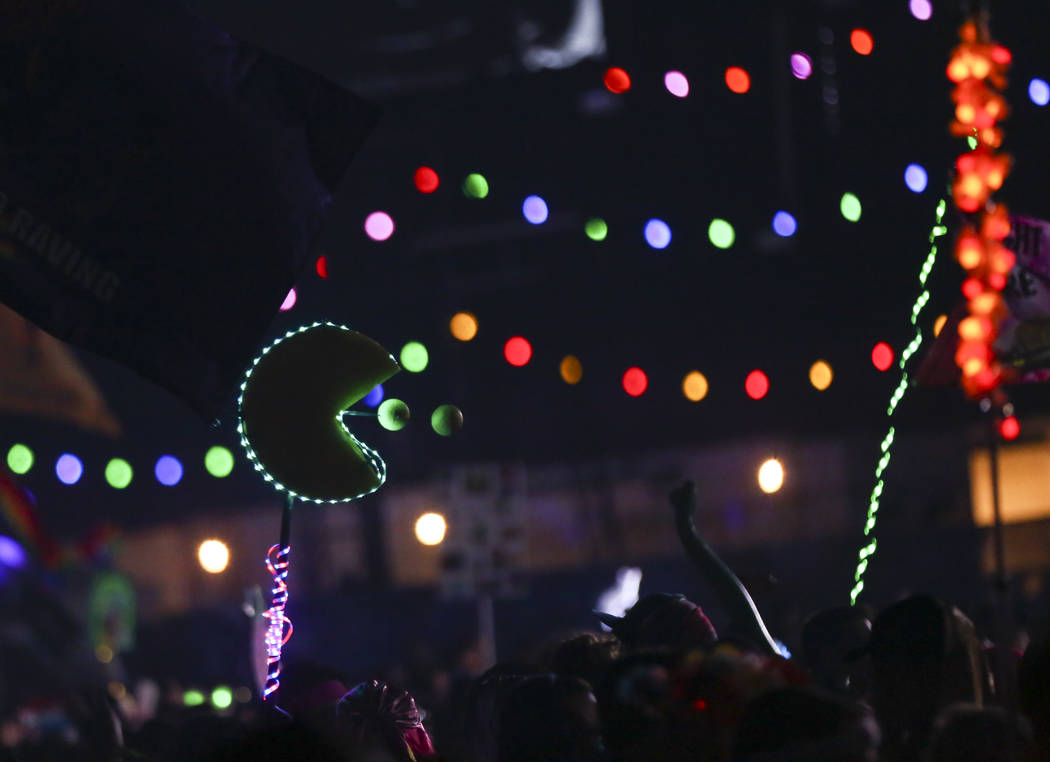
[850,199,948,606]
[261,542,293,701]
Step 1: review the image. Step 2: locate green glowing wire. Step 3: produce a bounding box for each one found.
[850,199,947,605]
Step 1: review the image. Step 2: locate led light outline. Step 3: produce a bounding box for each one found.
[236,322,390,505]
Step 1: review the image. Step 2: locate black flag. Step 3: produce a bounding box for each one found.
[0,0,378,418]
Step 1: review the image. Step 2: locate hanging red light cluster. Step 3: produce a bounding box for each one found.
[947,20,1015,400]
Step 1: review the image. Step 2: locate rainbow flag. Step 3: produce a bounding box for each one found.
[0,470,59,567]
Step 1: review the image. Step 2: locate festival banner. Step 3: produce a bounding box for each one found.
[0,0,379,419]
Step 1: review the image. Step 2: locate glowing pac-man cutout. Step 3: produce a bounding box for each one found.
[238,323,400,503]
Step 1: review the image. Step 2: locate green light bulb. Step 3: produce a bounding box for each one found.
[708,218,735,249]
[585,218,608,241]
[840,193,862,222]
[431,404,463,437]
[6,444,33,475]
[211,686,233,710]
[400,342,429,373]
[205,446,234,478]
[462,173,489,199]
[105,458,133,489]
[378,399,410,431]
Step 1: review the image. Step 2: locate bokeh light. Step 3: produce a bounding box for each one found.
[622,367,648,397]
[431,405,463,437]
[105,458,133,489]
[840,193,862,222]
[682,371,709,401]
[400,341,429,373]
[708,219,735,249]
[1000,416,1020,441]
[560,355,583,385]
[415,512,447,546]
[414,166,440,193]
[315,256,328,279]
[772,211,797,237]
[378,399,410,431]
[758,459,785,494]
[450,312,479,341]
[585,218,608,241]
[504,337,533,367]
[155,455,184,486]
[211,686,234,710]
[933,314,948,337]
[1029,78,1050,106]
[644,219,672,249]
[362,384,384,407]
[871,342,895,371]
[904,164,928,193]
[522,195,549,224]
[664,70,689,97]
[198,539,230,574]
[809,361,833,391]
[725,67,750,93]
[364,211,394,242]
[850,29,874,55]
[279,288,296,311]
[6,444,33,475]
[463,173,489,199]
[603,67,631,93]
[0,536,27,570]
[745,371,769,400]
[183,690,205,707]
[204,446,234,478]
[56,454,83,485]
[909,0,932,20]
[790,53,812,80]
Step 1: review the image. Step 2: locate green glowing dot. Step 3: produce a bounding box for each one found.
[462,173,489,199]
[183,690,205,707]
[6,444,33,475]
[205,446,234,478]
[378,399,410,431]
[840,193,862,222]
[400,341,429,373]
[708,218,735,249]
[967,135,978,149]
[105,458,133,489]
[431,404,463,437]
[585,218,608,241]
[211,686,233,710]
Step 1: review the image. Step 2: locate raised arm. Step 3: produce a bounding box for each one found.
[671,481,783,656]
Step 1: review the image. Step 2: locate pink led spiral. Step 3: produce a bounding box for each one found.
[262,543,293,700]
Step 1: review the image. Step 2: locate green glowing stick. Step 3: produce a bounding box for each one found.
[850,199,948,605]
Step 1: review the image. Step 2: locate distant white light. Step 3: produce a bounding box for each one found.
[198,539,230,574]
[758,458,785,494]
[414,512,447,546]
